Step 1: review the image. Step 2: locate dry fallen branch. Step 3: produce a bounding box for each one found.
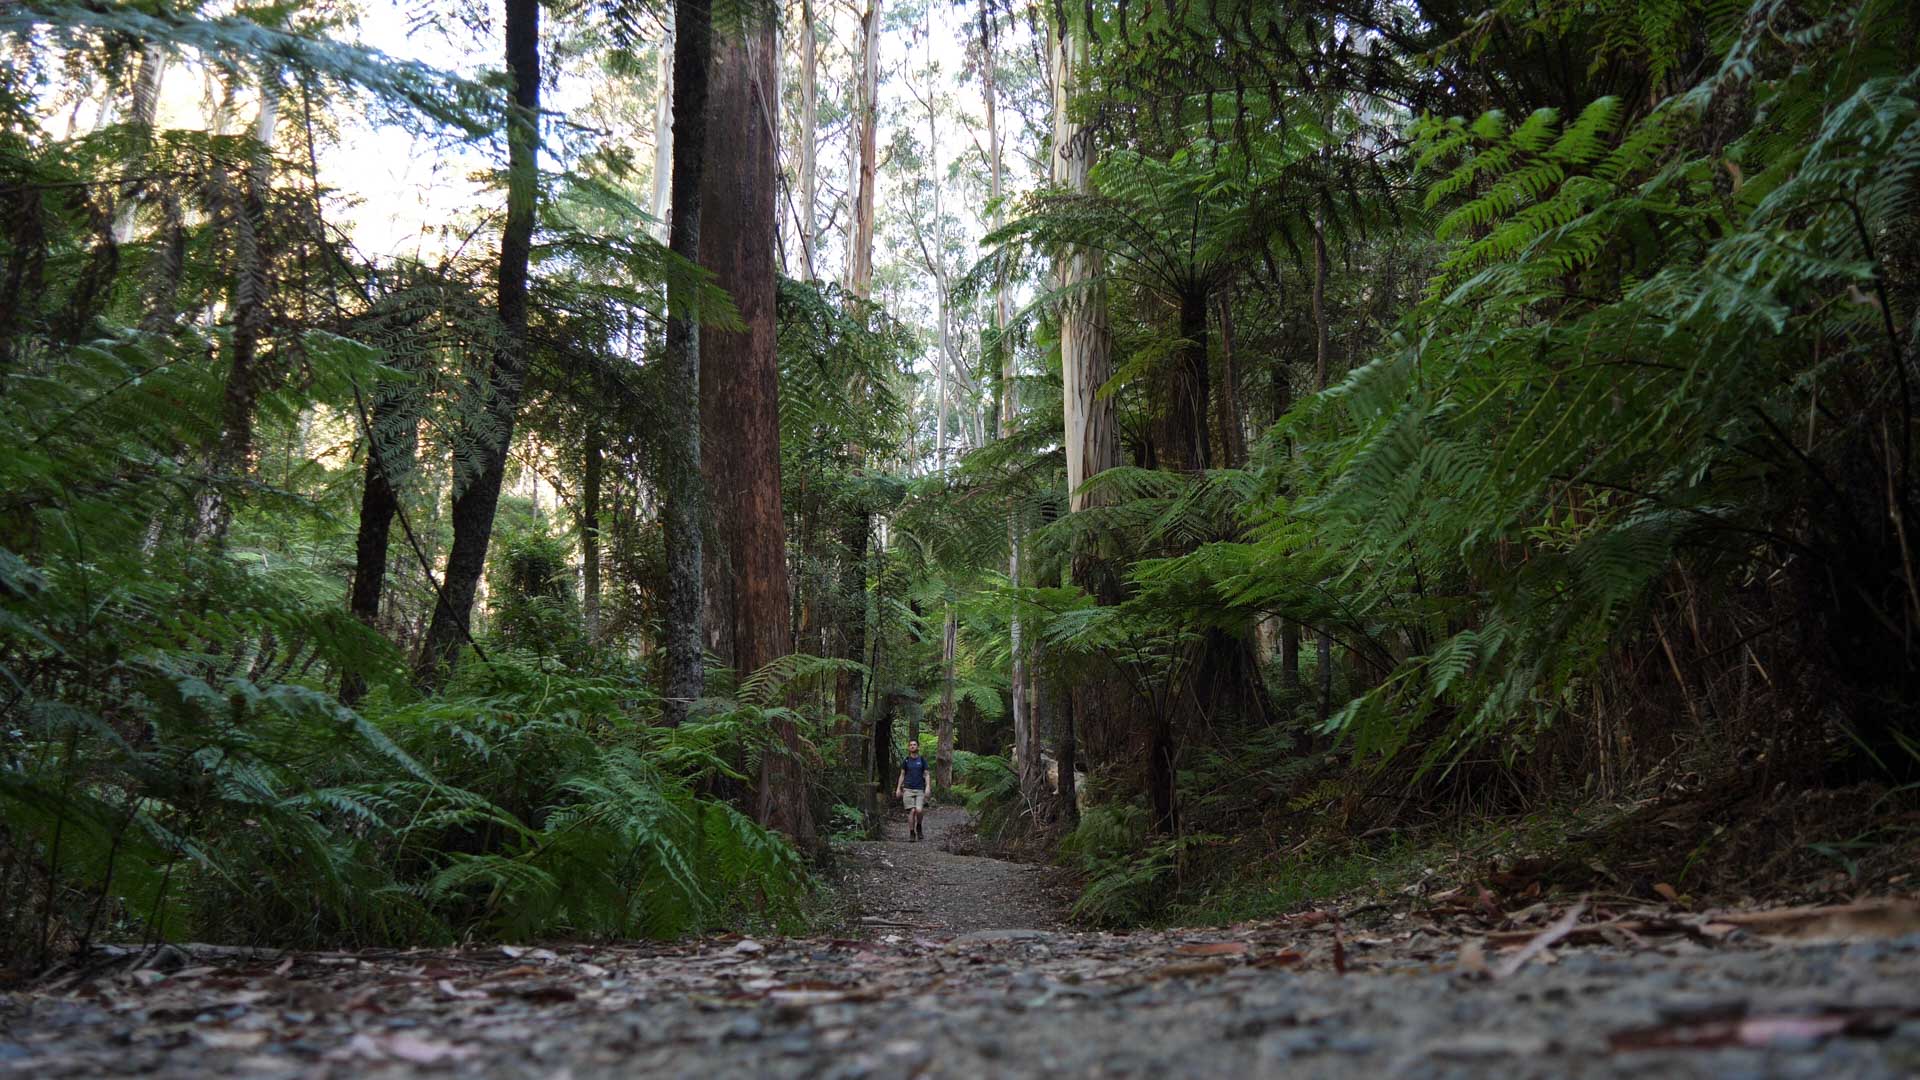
[1492,900,1586,978]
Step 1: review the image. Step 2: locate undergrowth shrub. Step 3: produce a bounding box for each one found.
[0,329,814,969]
[950,749,1021,840]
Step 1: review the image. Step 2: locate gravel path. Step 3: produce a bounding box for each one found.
[840,804,1069,934]
[5,809,1920,1078]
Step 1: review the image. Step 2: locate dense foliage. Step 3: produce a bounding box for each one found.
[4,0,1917,961]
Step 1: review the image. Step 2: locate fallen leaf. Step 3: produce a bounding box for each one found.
[1251,951,1305,968]
[1151,960,1230,980]
[436,979,488,1001]
[1456,939,1490,978]
[1174,941,1247,957]
[1653,883,1680,903]
[484,964,545,981]
[731,939,766,955]
[197,1030,268,1050]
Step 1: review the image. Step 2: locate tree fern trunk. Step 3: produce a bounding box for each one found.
[417,0,540,686]
[1162,289,1212,473]
[1215,292,1246,468]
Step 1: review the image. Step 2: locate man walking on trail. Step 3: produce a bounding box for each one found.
[896,739,930,841]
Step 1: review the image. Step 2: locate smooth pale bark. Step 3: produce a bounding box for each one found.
[650,30,674,243]
[660,0,712,725]
[1051,21,1118,513]
[417,0,540,685]
[925,18,950,469]
[845,0,880,294]
[796,0,818,280]
[984,4,1040,807]
[697,25,812,845]
[1054,13,1127,806]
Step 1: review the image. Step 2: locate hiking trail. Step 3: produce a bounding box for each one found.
[840,803,1071,935]
[5,804,1920,1078]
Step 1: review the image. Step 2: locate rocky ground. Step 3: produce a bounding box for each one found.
[4,805,1919,1078]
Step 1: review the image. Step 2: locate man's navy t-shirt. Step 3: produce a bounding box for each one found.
[901,755,929,790]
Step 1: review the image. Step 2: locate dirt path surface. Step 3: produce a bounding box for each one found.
[840,804,1070,934]
[5,813,1920,1078]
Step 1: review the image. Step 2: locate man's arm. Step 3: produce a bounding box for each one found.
[894,766,904,796]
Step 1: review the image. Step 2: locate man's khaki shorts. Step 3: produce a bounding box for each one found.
[902,788,926,810]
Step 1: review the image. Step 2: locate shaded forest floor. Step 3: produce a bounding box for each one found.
[5,804,1920,1078]
[832,805,1076,934]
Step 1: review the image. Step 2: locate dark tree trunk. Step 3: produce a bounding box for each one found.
[342,379,417,705]
[415,0,540,686]
[1282,622,1301,692]
[698,24,812,847]
[1214,292,1246,469]
[871,691,894,814]
[1162,290,1211,474]
[1272,301,1302,694]
[1147,704,1176,833]
[1068,505,1130,771]
[660,0,713,725]
[834,511,868,745]
[1312,221,1333,726]
[581,427,603,642]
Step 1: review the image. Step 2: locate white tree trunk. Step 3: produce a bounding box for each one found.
[846,0,880,295]
[650,30,675,243]
[1051,18,1117,514]
[797,0,817,280]
[985,5,1035,804]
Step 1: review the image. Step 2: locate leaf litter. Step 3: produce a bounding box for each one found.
[3,806,1917,1077]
